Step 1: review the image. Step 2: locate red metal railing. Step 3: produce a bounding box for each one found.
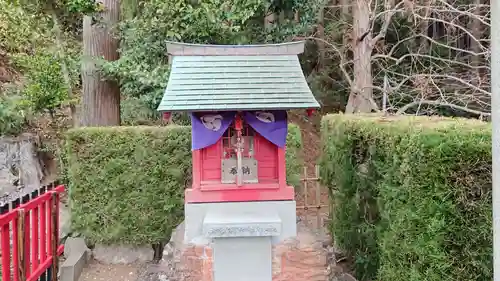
[0,185,65,281]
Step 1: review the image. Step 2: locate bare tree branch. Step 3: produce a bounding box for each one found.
[314,0,490,116]
[397,99,491,116]
[371,0,405,46]
[373,53,490,71]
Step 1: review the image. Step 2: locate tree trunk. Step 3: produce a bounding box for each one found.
[317,2,326,69]
[417,0,431,52]
[345,0,373,113]
[340,0,349,46]
[80,0,121,126]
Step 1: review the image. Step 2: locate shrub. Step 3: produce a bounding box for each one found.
[286,124,303,188]
[321,114,491,281]
[0,93,28,136]
[66,124,303,245]
[12,52,72,115]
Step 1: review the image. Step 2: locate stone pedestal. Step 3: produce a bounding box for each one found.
[214,237,272,281]
[165,220,329,281]
[203,208,282,281]
[203,209,281,281]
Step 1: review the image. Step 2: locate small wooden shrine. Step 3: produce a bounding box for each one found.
[158,41,320,281]
[157,41,320,203]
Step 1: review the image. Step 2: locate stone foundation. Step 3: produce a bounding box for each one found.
[164,222,329,281]
[272,232,329,281]
[175,245,213,281]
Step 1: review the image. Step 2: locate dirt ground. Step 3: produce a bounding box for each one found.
[78,260,143,281]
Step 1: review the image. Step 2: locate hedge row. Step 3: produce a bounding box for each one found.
[65,124,302,245]
[320,114,492,281]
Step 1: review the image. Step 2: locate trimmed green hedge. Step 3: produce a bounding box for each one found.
[66,124,302,245]
[66,126,191,245]
[321,114,491,281]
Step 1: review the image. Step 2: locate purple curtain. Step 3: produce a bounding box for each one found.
[190,110,288,150]
[190,111,236,150]
[243,111,287,148]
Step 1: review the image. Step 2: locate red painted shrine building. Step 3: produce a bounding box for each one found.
[157,41,320,203]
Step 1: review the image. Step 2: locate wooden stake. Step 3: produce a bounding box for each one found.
[17,209,25,281]
[315,165,322,229]
[303,167,308,210]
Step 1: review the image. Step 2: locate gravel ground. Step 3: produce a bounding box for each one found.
[134,261,176,281]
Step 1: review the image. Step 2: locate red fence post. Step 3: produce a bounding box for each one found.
[23,208,30,278]
[40,198,47,267]
[50,192,59,281]
[46,198,52,266]
[13,212,20,281]
[1,216,11,281]
[31,206,39,272]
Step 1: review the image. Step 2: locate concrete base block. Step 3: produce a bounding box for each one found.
[60,237,91,281]
[185,201,296,245]
[60,246,88,281]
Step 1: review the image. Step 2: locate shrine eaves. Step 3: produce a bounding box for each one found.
[157,41,320,112]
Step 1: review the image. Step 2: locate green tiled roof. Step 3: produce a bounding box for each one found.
[157,41,320,112]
